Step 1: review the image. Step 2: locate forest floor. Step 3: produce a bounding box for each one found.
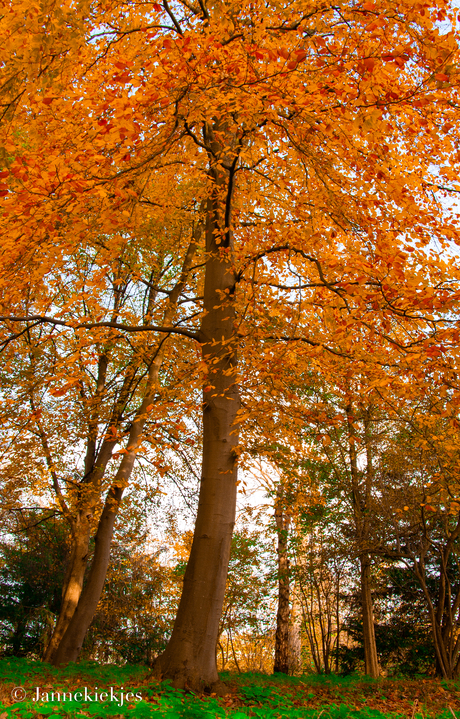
[0,658,458,719]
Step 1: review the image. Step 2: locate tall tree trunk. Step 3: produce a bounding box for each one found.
[274,495,291,674]
[153,122,240,691]
[347,402,379,678]
[360,554,379,678]
[43,518,91,662]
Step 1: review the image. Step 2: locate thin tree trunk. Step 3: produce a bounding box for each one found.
[347,402,379,678]
[274,496,290,674]
[229,626,241,673]
[152,121,241,691]
[335,572,341,673]
[30,399,91,665]
[217,640,225,671]
[43,439,118,663]
[299,578,322,673]
[360,554,379,678]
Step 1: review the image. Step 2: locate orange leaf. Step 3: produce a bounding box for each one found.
[363,58,376,71]
[295,50,307,62]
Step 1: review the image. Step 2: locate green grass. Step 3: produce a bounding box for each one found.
[0,659,458,719]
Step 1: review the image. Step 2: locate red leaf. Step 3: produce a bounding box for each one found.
[0,171,9,179]
[435,73,449,82]
[295,50,307,62]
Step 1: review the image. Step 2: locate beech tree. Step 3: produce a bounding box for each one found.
[0,203,203,666]
[2,0,460,691]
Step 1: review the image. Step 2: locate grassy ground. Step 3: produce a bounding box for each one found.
[0,658,458,719]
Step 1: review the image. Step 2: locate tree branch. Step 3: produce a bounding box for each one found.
[0,316,201,342]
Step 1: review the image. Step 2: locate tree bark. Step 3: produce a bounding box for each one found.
[50,484,123,665]
[152,121,240,691]
[347,402,379,678]
[274,495,291,674]
[30,400,93,665]
[51,351,169,665]
[360,554,379,678]
[43,518,91,662]
[42,430,124,664]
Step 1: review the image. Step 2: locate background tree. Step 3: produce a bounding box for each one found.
[218,525,275,674]
[0,511,68,658]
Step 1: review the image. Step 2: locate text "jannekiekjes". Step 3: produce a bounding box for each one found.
[33,687,142,706]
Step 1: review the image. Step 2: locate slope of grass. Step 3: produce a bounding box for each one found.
[0,659,458,719]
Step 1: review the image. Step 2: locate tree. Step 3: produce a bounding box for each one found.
[375,419,460,679]
[218,526,275,674]
[294,496,350,675]
[2,0,460,690]
[273,487,292,675]
[0,204,203,667]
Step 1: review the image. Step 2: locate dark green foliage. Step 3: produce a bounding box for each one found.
[0,513,68,658]
[374,566,433,676]
[339,563,433,676]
